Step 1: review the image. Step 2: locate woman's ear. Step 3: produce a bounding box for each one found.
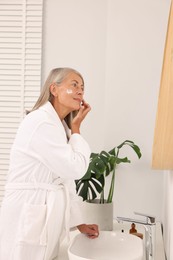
[49,83,58,97]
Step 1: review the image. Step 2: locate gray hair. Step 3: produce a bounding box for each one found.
[29,67,84,129]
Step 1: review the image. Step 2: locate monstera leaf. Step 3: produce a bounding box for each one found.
[75,140,142,203]
[75,173,104,201]
[75,151,110,201]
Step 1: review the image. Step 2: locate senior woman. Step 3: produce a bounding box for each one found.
[0,68,99,260]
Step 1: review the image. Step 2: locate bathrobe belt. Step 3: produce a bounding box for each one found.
[5,180,70,245]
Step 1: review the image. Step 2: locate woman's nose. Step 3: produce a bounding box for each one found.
[76,86,84,95]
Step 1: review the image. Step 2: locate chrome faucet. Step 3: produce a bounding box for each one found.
[117,212,156,260]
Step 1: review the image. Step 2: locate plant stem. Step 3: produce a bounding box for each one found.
[107,168,115,203]
[100,189,105,203]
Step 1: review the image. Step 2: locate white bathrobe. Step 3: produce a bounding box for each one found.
[0,101,91,260]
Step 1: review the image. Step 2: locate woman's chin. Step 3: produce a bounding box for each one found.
[72,104,80,111]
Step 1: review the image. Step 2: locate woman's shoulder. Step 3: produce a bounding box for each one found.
[24,108,47,125]
[17,102,62,135]
[24,102,55,123]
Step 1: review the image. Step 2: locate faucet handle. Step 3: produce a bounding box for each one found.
[134,212,156,224]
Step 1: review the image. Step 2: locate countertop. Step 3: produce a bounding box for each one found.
[58,221,165,260]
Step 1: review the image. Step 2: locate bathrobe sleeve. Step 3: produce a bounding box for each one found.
[26,120,91,180]
[64,180,85,228]
[28,121,88,227]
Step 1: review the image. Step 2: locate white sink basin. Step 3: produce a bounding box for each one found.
[68,231,143,260]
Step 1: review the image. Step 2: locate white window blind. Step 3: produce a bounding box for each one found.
[0,0,43,205]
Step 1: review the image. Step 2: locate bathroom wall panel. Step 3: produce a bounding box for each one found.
[152,1,173,169]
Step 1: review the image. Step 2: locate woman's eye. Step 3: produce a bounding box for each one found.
[71,82,84,92]
[72,83,77,87]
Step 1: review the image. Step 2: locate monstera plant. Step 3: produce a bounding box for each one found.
[75,140,142,204]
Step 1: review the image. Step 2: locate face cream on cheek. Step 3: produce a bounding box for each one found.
[66,89,73,94]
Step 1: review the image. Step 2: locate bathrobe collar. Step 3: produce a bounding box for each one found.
[39,101,71,139]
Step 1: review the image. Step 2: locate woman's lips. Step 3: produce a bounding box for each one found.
[73,98,82,103]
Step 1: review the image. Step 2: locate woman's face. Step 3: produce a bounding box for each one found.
[52,72,84,115]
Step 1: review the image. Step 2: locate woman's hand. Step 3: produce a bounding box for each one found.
[77,224,99,239]
[71,100,91,134]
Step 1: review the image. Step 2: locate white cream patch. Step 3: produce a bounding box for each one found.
[66,89,73,94]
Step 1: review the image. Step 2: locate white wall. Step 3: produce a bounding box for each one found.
[42,0,108,151]
[104,0,170,220]
[42,0,171,254]
[163,171,173,259]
